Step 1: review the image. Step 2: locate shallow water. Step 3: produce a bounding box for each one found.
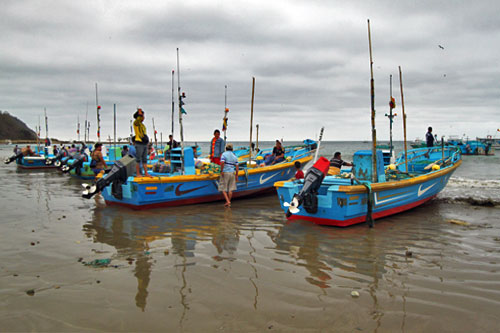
[1,143,499,332]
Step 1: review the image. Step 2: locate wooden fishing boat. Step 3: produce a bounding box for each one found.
[275,146,461,227]
[82,144,314,209]
[274,20,462,227]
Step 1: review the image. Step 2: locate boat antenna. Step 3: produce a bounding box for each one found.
[398,66,408,173]
[249,77,255,167]
[177,48,185,174]
[367,19,378,183]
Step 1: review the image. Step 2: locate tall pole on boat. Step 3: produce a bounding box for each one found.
[95,83,101,143]
[367,19,378,183]
[44,108,48,144]
[256,124,259,153]
[398,66,408,173]
[152,117,158,149]
[177,48,185,174]
[37,115,40,153]
[385,75,396,158]
[113,103,116,151]
[249,77,255,166]
[77,115,80,142]
[171,69,175,138]
[223,85,229,143]
[84,102,89,143]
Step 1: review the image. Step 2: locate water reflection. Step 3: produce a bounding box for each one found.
[82,195,457,330]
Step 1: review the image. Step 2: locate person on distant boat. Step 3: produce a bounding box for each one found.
[426,127,435,147]
[218,143,239,208]
[90,142,107,175]
[264,140,285,165]
[53,145,59,156]
[69,144,77,154]
[21,145,37,157]
[210,129,225,165]
[167,135,179,151]
[294,161,304,180]
[328,152,353,175]
[121,145,129,157]
[13,145,19,154]
[133,108,152,177]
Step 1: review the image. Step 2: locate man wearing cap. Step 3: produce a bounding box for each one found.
[219,143,239,207]
[133,108,152,177]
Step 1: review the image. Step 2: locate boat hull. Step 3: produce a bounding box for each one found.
[102,156,312,210]
[275,159,461,227]
[16,156,58,169]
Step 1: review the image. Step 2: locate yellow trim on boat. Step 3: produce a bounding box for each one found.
[133,155,313,184]
[275,159,461,194]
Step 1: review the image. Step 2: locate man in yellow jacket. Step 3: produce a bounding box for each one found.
[133,108,152,177]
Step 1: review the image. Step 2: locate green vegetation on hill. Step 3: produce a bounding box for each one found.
[0,111,37,140]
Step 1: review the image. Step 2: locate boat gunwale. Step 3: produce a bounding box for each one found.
[275,159,462,194]
[130,155,313,184]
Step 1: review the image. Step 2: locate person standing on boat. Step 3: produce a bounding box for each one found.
[219,143,239,208]
[426,127,435,147]
[133,108,152,177]
[210,129,225,165]
[90,142,107,175]
[13,145,19,154]
[328,152,353,175]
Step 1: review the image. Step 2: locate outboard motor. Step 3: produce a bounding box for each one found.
[82,155,136,199]
[285,156,330,217]
[61,152,88,175]
[45,148,69,167]
[4,151,24,164]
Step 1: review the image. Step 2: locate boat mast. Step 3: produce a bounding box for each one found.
[223,85,229,143]
[44,108,48,144]
[152,117,157,148]
[113,104,116,152]
[367,19,378,183]
[385,75,397,158]
[249,77,255,166]
[77,114,80,142]
[177,48,185,174]
[256,124,259,153]
[96,83,101,143]
[171,69,175,138]
[398,66,408,172]
[84,102,89,144]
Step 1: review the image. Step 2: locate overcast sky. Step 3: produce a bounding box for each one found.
[1,0,499,143]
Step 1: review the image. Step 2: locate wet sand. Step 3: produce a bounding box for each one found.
[1,145,500,332]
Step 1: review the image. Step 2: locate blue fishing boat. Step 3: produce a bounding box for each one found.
[81,143,315,209]
[274,21,462,227]
[275,146,461,227]
[4,146,60,169]
[447,138,494,155]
